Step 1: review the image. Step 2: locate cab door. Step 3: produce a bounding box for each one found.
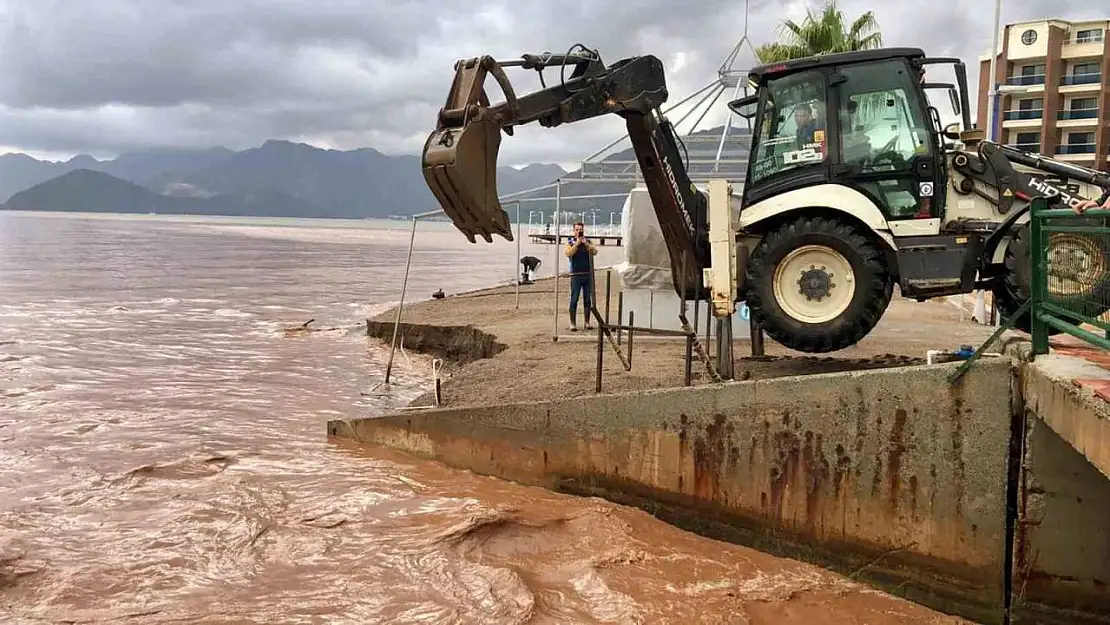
[741,68,832,206]
[830,58,943,228]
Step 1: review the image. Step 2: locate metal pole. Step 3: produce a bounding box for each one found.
[714,81,745,171]
[985,0,1003,140]
[596,271,610,394]
[514,201,521,309]
[692,294,701,372]
[552,179,562,342]
[628,310,635,368]
[704,300,711,351]
[681,253,693,386]
[750,315,765,358]
[616,292,624,346]
[384,216,418,383]
[979,0,1004,320]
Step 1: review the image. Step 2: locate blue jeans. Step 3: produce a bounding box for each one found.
[569,274,592,326]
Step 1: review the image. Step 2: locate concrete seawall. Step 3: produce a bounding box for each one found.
[1014,352,1110,624]
[329,358,1016,622]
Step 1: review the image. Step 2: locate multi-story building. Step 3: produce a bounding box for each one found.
[978,18,1110,171]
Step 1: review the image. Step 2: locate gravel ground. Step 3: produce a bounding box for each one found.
[370,270,1014,408]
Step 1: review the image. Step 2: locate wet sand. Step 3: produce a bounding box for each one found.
[372,270,1008,408]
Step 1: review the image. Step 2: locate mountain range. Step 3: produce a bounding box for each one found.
[0,141,568,219]
[0,124,752,220]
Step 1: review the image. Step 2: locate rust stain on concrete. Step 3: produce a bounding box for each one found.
[888,408,909,516]
[802,430,831,533]
[948,394,967,519]
[692,413,728,501]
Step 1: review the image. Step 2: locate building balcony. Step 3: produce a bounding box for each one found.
[1007,74,1046,86]
[1058,108,1100,120]
[1061,73,1103,86]
[1062,36,1105,60]
[1057,108,1102,128]
[1068,33,1105,45]
[1056,143,1097,155]
[1003,109,1044,121]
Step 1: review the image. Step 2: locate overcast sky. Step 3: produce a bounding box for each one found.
[0,0,1105,168]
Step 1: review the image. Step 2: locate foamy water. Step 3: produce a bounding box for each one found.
[0,211,962,624]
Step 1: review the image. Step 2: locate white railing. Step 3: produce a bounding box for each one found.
[526,223,623,238]
[524,210,624,239]
[1067,33,1105,45]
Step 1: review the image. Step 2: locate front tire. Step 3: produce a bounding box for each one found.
[744,215,893,353]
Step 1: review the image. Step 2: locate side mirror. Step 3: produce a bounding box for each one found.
[947,87,962,116]
[728,94,759,120]
[943,122,961,141]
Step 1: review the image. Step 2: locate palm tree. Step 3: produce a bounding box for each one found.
[753,1,890,134]
[755,0,882,64]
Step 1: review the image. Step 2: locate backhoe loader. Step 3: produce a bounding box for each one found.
[421,45,1110,353]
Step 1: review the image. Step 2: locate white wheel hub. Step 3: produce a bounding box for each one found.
[772,244,856,324]
[1046,233,1106,297]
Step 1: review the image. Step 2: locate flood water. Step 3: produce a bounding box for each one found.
[0,211,961,624]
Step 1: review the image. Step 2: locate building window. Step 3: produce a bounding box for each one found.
[1020,64,1045,77]
[1021,29,1038,45]
[1071,97,1098,111]
[1012,132,1040,151]
[1072,62,1101,76]
[1017,98,1043,110]
[1068,132,1094,145]
[1075,29,1104,44]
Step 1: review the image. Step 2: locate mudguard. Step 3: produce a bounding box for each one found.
[739,184,898,251]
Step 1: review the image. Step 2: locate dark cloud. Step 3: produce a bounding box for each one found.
[0,0,1104,166]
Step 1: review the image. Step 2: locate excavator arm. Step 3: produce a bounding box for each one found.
[421,49,710,298]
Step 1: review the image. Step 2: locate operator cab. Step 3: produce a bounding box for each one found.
[729,47,971,223]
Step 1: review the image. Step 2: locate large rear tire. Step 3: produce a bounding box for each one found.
[993,224,1044,334]
[994,221,1110,333]
[744,215,893,353]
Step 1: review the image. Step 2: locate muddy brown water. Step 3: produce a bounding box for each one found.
[0,212,962,624]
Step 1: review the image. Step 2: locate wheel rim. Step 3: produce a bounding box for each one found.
[772,244,856,324]
[1046,233,1107,298]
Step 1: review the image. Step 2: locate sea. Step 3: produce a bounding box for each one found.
[0,211,953,624]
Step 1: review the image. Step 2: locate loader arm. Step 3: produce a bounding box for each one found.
[421,50,710,299]
[952,140,1110,215]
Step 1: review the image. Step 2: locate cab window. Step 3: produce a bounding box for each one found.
[749,69,828,184]
[837,59,932,173]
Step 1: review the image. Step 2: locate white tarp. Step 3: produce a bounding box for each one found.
[615,184,744,291]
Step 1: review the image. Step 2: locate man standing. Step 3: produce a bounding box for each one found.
[565,221,597,332]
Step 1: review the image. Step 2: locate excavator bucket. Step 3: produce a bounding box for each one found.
[421,57,514,244]
[422,119,511,244]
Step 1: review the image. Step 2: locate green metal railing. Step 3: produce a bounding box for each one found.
[1029,199,1110,354]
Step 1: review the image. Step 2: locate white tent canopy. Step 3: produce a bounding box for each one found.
[614,184,744,292]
